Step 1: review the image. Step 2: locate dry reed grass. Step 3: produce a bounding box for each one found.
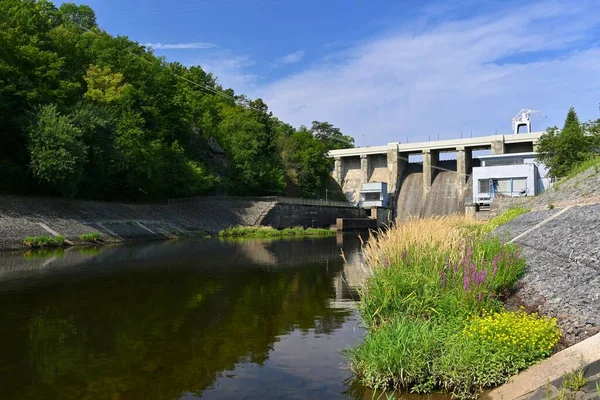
[362,216,485,269]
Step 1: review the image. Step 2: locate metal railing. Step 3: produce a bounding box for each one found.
[167,195,357,208]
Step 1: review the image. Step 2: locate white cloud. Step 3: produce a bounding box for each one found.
[189,53,258,93]
[145,42,216,50]
[259,1,600,146]
[274,50,305,66]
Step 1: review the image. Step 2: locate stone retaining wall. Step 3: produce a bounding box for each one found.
[0,195,356,252]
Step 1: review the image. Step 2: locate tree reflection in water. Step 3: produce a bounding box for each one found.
[0,236,367,400]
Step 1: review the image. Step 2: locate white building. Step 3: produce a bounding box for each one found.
[472,152,552,206]
[359,182,389,208]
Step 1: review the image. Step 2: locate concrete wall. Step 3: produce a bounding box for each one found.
[341,156,362,203]
[0,195,361,252]
[368,154,388,183]
[261,204,365,229]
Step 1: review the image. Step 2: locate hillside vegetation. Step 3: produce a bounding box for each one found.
[0,1,353,202]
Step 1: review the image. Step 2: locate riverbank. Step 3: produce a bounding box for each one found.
[0,195,362,252]
[346,215,561,399]
[496,203,600,348]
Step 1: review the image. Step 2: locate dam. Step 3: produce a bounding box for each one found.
[329,132,544,220]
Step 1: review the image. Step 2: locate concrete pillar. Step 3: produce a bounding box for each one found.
[491,139,505,155]
[334,157,343,184]
[387,148,398,193]
[456,146,472,185]
[360,155,368,184]
[423,149,438,199]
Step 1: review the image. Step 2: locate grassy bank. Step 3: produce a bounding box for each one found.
[346,215,560,399]
[23,235,65,248]
[218,226,335,238]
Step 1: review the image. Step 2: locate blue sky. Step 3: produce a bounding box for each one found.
[67,0,600,146]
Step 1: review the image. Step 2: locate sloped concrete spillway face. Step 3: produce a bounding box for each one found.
[421,171,463,218]
[396,172,424,222]
[396,161,467,222]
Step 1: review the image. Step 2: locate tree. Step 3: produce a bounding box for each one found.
[218,106,285,195]
[28,105,87,198]
[84,65,131,104]
[311,121,354,150]
[0,0,354,200]
[537,107,592,178]
[280,128,332,198]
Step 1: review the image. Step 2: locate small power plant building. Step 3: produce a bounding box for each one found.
[472,152,552,206]
[359,182,389,208]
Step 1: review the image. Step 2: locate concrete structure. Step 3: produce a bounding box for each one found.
[336,218,377,231]
[359,182,388,208]
[261,203,365,229]
[330,132,544,216]
[472,152,552,206]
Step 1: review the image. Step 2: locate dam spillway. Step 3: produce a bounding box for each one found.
[329,132,542,221]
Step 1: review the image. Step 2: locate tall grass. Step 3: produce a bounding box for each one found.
[346,216,559,399]
[218,226,334,238]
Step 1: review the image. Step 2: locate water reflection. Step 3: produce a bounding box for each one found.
[0,235,370,400]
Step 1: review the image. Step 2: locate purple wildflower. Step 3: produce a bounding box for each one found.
[478,292,483,301]
[383,257,389,269]
[440,269,447,288]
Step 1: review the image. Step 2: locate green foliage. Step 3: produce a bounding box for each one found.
[561,363,587,392]
[24,235,66,248]
[79,232,100,242]
[347,218,557,399]
[280,127,333,198]
[218,226,335,238]
[463,310,560,361]
[311,121,355,150]
[0,0,352,201]
[28,105,88,198]
[83,64,131,103]
[486,207,530,232]
[537,107,596,179]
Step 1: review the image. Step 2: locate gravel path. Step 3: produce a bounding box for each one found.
[498,204,600,346]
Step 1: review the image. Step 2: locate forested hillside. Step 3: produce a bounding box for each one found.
[0,0,354,202]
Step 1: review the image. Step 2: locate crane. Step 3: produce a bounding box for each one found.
[511,109,540,134]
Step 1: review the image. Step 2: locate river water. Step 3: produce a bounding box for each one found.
[0,235,371,400]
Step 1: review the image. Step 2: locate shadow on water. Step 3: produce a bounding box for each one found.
[0,235,381,400]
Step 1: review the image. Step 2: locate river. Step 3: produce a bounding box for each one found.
[0,235,371,400]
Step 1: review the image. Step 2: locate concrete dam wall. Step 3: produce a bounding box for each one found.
[330,132,543,222]
[395,161,467,222]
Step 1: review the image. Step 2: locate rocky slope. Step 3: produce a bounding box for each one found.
[494,162,600,347]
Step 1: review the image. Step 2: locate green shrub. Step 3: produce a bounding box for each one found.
[23,235,65,248]
[79,232,100,242]
[218,226,334,238]
[463,310,560,363]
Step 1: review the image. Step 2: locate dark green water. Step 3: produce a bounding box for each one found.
[0,235,369,400]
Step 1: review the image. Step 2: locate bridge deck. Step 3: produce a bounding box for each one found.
[329,132,543,157]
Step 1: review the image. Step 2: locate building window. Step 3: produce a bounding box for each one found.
[479,180,490,194]
[364,192,380,201]
[512,178,527,193]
